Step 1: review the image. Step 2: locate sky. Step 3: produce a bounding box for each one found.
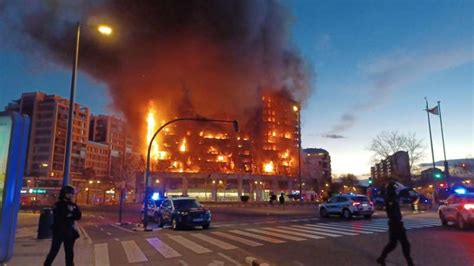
[1,0,473,177]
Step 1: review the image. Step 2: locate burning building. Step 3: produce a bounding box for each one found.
[139,90,301,201]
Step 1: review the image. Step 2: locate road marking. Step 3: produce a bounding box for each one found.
[168,235,212,254]
[178,260,189,266]
[114,238,120,241]
[328,223,386,232]
[229,230,286,244]
[211,232,263,247]
[217,252,242,266]
[106,232,112,236]
[262,227,325,239]
[278,226,342,237]
[291,225,359,236]
[121,240,148,263]
[306,224,374,234]
[77,223,92,244]
[147,237,182,258]
[245,229,307,241]
[191,233,238,250]
[94,243,110,266]
[110,223,136,233]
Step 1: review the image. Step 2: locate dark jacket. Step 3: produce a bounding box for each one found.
[384,192,402,223]
[52,199,82,237]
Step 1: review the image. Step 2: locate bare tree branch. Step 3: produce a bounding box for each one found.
[368,131,426,171]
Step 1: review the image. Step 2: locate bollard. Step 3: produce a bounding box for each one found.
[37,208,53,239]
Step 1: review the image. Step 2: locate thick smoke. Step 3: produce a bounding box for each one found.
[1,0,312,138]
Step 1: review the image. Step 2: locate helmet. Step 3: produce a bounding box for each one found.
[60,185,75,198]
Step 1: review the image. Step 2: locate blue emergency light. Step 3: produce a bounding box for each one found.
[151,192,160,201]
[454,187,466,195]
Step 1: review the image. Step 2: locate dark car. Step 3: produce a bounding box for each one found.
[156,197,211,230]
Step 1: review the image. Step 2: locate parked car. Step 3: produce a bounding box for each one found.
[319,194,374,219]
[156,197,211,230]
[140,198,165,223]
[438,192,474,230]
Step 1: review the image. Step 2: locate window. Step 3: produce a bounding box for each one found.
[336,197,348,203]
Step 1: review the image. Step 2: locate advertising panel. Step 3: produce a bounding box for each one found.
[0,116,12,219]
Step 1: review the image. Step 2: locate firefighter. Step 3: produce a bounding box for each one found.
[377,181,414,266]
[44,185,82,266]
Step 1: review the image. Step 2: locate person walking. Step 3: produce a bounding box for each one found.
[377,181,414,266]
[279,193,285,205]
[44,185,82,266]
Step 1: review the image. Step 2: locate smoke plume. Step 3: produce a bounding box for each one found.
[1,0,313,138]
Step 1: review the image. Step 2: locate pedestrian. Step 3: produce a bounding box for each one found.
[279,193,285,205]
[377,181,414,266]
[44,185,82,266]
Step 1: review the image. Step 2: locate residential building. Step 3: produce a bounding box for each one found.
[302,148,332,190]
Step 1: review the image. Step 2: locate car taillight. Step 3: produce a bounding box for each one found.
[369,201,374,206]
[352,202,361,206]
[464,204,474,210]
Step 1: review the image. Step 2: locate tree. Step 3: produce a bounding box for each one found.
[338,174,360,187]
[368,131,425,171]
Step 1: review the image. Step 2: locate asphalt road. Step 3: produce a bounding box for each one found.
[76,206,474,266]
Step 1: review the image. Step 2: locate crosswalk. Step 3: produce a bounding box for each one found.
[93,218,441,265]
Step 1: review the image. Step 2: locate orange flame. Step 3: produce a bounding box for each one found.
[180,138,187,153]
[146,105,160,161]
[263,161,274,173]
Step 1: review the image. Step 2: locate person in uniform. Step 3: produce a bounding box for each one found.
[44,185,82,266]
[377,181,414,266]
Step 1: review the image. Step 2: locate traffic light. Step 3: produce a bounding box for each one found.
[368,178,373,185]
[432,168,443,179]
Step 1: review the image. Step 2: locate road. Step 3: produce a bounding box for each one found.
[70,205,474,266]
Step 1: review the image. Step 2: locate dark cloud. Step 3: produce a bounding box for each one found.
[323,134,345,139]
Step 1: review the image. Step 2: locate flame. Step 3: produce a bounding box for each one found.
[146,105,160,161]
[217,155,225,162]
[180,138,187,153]
[263,161,274,173]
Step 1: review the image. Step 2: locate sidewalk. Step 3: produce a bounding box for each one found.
[7,212,94,266]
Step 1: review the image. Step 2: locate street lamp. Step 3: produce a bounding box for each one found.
[63,22,113,187]
[293,105,302,202]
[142,117,239,230]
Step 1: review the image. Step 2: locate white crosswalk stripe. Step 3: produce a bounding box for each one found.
[245,228,307,241]
[262,227,326,239]
[324,223,387,232]
[305,224,374,234]
[121,240,148,263]
[211,231,263,247]
[289,225,356,237]
[94,243,110,266]
[229,230,286,244]
[147,237,182,258]
[167,235,212,254]
[190,233,238,250]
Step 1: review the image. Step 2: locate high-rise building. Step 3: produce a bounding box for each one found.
[5,92,90,182]
[302,148,332,189]
[89,115,130,180]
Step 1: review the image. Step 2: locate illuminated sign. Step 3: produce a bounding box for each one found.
[106,190,115,194]
[21,189,47,194]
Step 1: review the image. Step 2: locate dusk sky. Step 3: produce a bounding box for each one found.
[1,0,473,177]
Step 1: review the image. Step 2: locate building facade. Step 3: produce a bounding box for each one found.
[5,92,91,182]
[302,148,332,191]
[370,151,411,185]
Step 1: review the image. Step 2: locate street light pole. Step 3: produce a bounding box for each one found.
[63,22,81,187]
[143,117,238,230]
[294,106,302,202]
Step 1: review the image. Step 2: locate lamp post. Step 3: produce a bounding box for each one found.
[143,117,239,230]
[63,23,113,187]
[293,105,302,202]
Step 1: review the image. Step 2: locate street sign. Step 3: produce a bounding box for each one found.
[0,112,30,263]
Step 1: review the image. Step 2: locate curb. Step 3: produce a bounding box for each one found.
[246,257,270,266]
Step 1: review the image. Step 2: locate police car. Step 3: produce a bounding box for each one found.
[319,194,374,219]
[438,191,474,230]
